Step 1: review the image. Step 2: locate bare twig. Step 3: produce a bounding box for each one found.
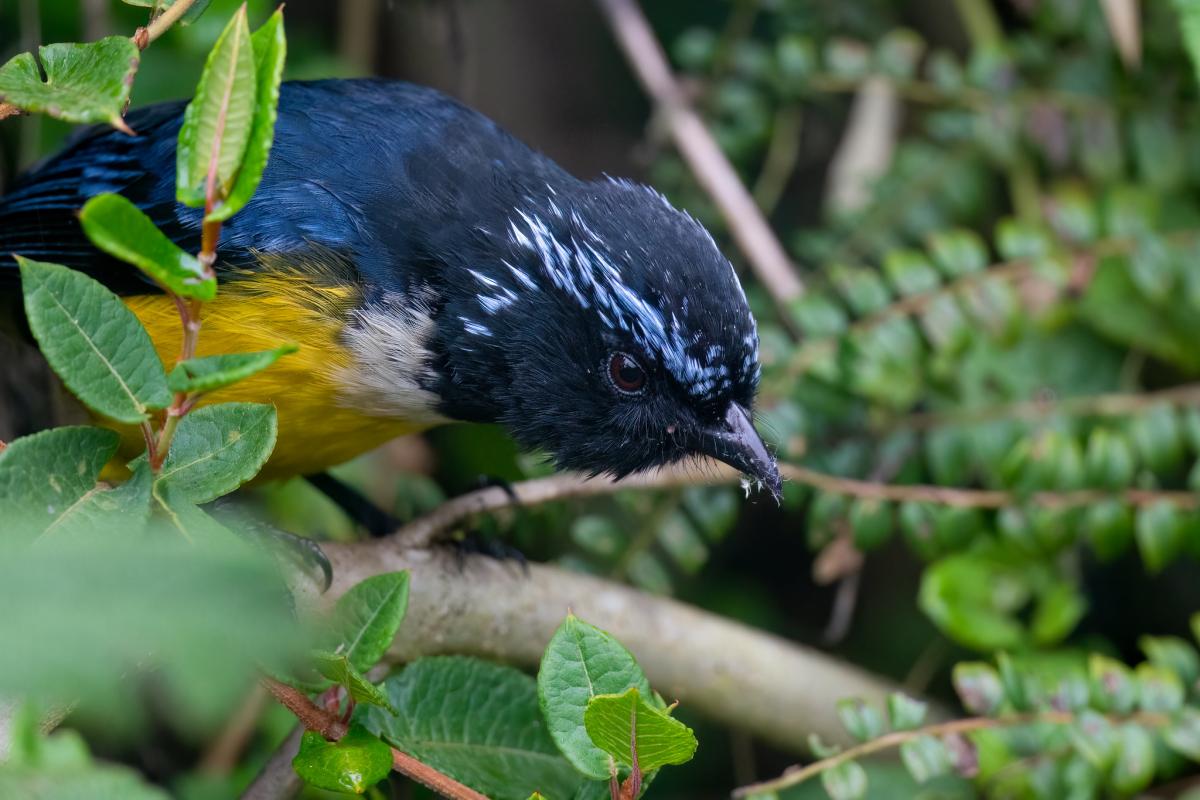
[752,105,803,215]
[261,677,347,741]
[241,725,303,800]
[593,0,806,314]
[199,684,268,775]
[735,709,1169,797]
[391,748,489,800]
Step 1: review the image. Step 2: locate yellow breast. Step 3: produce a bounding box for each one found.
[116,272,426,481]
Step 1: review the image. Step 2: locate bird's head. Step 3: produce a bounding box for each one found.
[426,178,781,498]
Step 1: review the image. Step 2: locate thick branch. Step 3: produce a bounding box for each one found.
[298,542,910,754]
[593,0,805,311]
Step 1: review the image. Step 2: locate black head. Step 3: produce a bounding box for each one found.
[431,177,780,498]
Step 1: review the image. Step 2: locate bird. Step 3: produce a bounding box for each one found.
[0,79,781,500]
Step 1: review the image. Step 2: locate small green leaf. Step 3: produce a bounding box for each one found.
[79,194,214,301]
[168,345,297,394]
[19,257,172,422]
[1031,581,1087,646]
[952,662,1004,716]
[1129,405,1185,474]
[176,4,258,207]
[311,650,396,713]
[36,460,155,544]
[1136,663,1185,712]
[583,687,697,772]
[0,37,139,129]
[820,760,867,800]
[538,615,654,780]
[836,698,885,742]
[1165,708,1200,761]
[1082,500,1134,562]
[1110,724,1155,795]
[926,229,987,277]
[884,250,941,296]
[156,402,277,504]
[364,657,584,800]
[1084,428,1136,490]
[1130,236,1177,302]
[995,218,1053,260]
[886,693,927,731]
[325,572,410,673]
[293,726,391,795]
[848,499,892,552]
[874,28,924,79]
[1136,501,1185,574]
[1089,654,1137,714]
[1175,0,1200,87]
[1070,710,1117,770]
[899,735,950,783]
[1140,636,1200,687]
[207,8,287,222]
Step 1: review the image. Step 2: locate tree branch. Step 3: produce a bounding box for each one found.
[295,541,915,756]
[592,0,806,314]
[135,0,202,48]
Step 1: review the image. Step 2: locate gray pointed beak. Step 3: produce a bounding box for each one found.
[692,403,781,501]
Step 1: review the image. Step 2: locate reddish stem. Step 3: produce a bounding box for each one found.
[261,677,347,741]
[390,748,490,800]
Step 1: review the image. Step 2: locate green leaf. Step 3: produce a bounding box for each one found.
[1129,236,1177,302]
[899,735,950,783]
[0,426,119,539]
[537,614,654,780]
[1088,654,1137,714]
[0,752,170,799]
[583,687,697,772]
[176,4,258,207]
[311,651,395,713]
[79,194,214,301]
[886,693,927,731]
[884,250,941,296]
[1070,711,1118,770]
[1136,663,1185,712]
[1136,501,1185,574]
[1082,500,1134,561]
[1084,428,1135,490]
[122,0,215,26]
[1030,581,1087,646]
[1140,636,1200,687]
[820,760,868,800]
[1175,0,1200,88]
[1164,708,1200,761]
[952,662,1004,715]
[363,656,585,800]
[0,37,139,129]
[19,257,172,423]
[927,229,987,277]
[1129,405,1185,474]
[207,8,287,222]
[156,402,277,504]
[836,698,886,742]
[293,726,391,795]
[35,460,155,544]
[874,28,924,79]
[325,572,410,673]
[995,218,1053,260]
[848,499,893,551]
[1110,724,1155,794]
[168,345,297,394]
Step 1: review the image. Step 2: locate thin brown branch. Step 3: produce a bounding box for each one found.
[592,0,806,316]
[241,725,303,800]
[751,104,803,215]
[260,677,347,741]
[136,0,202,48]
[735,709,1169,797]
[391,747,489,800]
[199,684,268,775]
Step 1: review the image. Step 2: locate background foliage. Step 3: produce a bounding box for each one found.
[6,0,1200,798]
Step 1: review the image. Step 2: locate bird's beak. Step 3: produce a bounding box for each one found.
[691,403,781,501]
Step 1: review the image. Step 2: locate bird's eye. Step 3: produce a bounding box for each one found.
[606,351,646,395]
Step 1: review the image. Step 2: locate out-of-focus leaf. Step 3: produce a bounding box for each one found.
[874,28,924,79]
[1164,708,1200,761]
[1030,581,1087,646]
[1136,501,1185,574]
[836,698,886,742]
[1140,636,1200,686]
[926,228,987,278]
[121,0,215,24]
[19,258,171,423]
[1089,654,1137,714]
[1129,405,1185,474]
[584,687,697,771]
[1110,725,1155,794]
[830,264,892,315]
[952,662,1005,715]
[0,37,139,129]
[995,218,1053,261]
[1070,711,1118,770]
[365,656,584,799]
[886,693,927,731]
[293,726,391,795]
[899,735,951,783]
[821,760,868,800]
[824,38,871,78]
[1136,663,1185,712]
[79,194,214,301]
[848,499,892,551]
[884,249,941,296]
[1176,0,1200,87]
[1084,428,1135,490]
[1082,500,1135,562]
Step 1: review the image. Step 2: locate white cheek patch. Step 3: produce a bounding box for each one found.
[336,292,449,423]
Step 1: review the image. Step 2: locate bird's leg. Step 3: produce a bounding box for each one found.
[305,472,400,538]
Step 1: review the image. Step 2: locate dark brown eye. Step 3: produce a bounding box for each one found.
[607,351,646,395]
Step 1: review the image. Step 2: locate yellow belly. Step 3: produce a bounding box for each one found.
[114,275,426,480]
